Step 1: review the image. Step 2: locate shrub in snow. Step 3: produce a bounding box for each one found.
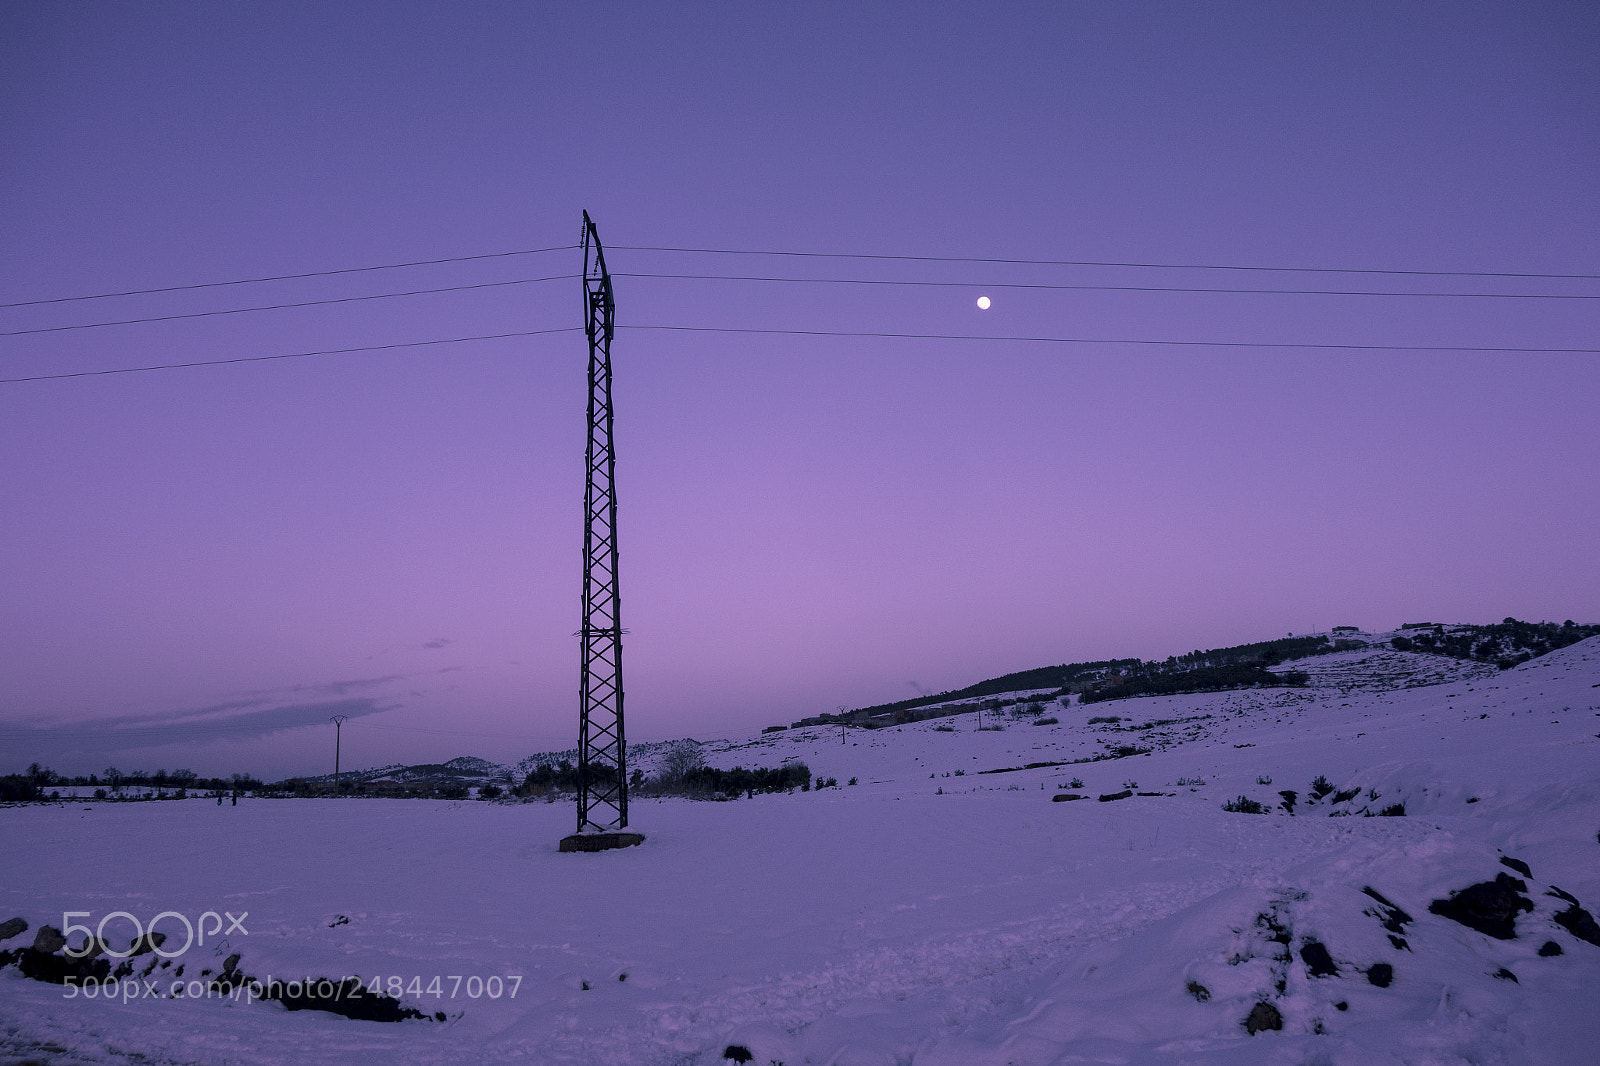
[1310,774,1334,799]
[1223,796,1267,814]
[1255,774,1272,785]
[0,776,42,802]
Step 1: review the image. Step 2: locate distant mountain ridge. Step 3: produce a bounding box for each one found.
[295,618,1595,788]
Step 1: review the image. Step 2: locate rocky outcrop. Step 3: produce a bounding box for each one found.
[1428,873,1532,940]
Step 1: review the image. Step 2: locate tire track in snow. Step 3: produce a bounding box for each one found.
[504,875,1230,1065]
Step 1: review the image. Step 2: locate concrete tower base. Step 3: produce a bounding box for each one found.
[559,831,645,853]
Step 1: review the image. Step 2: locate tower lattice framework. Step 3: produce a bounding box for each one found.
[575,210,628,833]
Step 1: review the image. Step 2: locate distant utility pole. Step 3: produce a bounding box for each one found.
[330,714,348,794]
[562,212,642,853]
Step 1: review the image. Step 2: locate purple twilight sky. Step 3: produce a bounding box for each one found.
[2,2,1597,780]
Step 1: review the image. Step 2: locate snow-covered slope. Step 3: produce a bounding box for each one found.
[3,639,1597,1065]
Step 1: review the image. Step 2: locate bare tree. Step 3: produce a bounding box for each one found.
[660,745,705,783]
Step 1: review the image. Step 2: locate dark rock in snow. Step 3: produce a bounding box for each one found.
[1493,967,1518,982]
[128,930,166,956]
[72,936,106,959]
[1428,873,1533,940]
[1539,940,1564,957]
[1499,856,1532,878]
[723,1046,754,1063]
[1299,941,1338,977]
[31,926,65,953]
[1552,902,1600,947]
[1244,1001,1283,1034]
[17,947,110,986]
[267,976,433,1022]
[1361,886,1413,934]
[1097,790,1133,802]
[1051,793,1085,802]
[0,917,26,942]
[1366,962,1393,987]
[1547,884,1579,905]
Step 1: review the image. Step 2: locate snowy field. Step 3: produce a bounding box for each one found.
[3,640,1598,1065]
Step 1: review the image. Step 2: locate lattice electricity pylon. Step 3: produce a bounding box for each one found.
[575,210,628,834]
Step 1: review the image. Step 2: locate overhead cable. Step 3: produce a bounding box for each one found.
[615,271,1599,301]
[0,328,581,384]
[1,274,580,338]
[619,323,1600,354]
[613,244,1600,282]
[0,244,580,309]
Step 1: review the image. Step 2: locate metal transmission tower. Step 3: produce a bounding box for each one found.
[561,211,643,852]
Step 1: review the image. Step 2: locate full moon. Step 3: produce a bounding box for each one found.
[976,295,991,310]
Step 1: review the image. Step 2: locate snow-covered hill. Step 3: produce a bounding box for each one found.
[3,638,1597,1064]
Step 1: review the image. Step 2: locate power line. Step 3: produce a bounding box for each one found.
[0,243,580,309]
[9,239,1592,314]
[616,271,1600,301]
[8,323,1589,386]
[1,273,580,338]
[619,323,1600,355]
[0,328,581,384]
[614,244,1600,282]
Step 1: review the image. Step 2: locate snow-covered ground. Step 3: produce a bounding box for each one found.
[3,641,1598,1065]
